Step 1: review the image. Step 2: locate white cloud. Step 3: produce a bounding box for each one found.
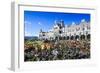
[24,21,32,25]
[25,31,33,36]
[38,22,42,25]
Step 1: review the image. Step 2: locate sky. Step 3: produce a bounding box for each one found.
[24,11,90,37]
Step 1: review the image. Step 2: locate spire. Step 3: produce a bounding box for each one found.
[40,29,42,32]
[60,20,65,27]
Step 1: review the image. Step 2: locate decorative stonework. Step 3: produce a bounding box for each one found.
[39,19,90,40]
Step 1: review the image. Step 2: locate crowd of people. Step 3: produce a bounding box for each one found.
[24,40,90,61]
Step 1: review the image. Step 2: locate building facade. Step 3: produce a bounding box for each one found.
[39,19,90,40]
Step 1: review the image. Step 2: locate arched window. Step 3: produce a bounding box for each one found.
[70,36,74,40]
[75,35,79,40]
[67,36,69,40]
[87,34,90,40]
[80,35,85,40]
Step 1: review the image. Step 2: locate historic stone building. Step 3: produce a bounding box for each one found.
[39,19,90,40]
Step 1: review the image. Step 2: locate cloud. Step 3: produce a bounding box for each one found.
[25,31,33,36]
[24,21,32,25]
[24,20,39,36]
[38,22,42,25]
